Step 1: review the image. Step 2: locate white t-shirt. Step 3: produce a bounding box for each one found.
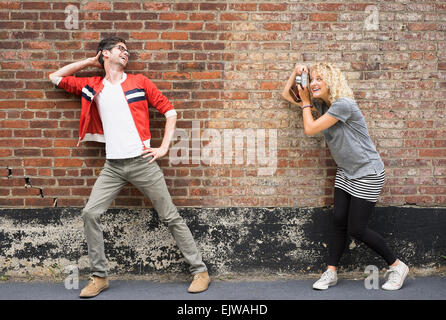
[94,73,144,159]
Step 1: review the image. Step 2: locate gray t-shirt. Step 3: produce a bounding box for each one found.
[313,97,384,179]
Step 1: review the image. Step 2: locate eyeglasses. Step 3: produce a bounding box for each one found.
[108,44,130,57]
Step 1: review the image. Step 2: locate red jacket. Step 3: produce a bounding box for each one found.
[57,73,174,147]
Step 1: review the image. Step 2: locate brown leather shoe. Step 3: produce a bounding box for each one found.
[79,276,109,298]
[187,271,210,293]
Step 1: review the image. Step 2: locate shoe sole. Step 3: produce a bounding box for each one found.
[382,265,409,291]
[313,280,337,290]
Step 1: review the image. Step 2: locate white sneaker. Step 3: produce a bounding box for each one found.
[382,260,409,290]
[313,269,338,290]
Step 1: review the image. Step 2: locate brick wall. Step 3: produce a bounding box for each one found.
[0,0,445,208]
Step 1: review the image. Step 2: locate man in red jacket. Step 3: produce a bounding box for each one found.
[49,37,210,298]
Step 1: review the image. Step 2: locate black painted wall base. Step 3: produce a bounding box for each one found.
[0,207,445,277]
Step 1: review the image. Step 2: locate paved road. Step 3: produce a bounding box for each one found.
[0,276,445,300]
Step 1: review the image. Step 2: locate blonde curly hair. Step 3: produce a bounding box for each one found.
[309,62,354,104]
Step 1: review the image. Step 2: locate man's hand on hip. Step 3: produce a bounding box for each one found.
[142,146,169,164]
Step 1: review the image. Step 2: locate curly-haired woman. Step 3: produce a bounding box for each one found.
[282,62,409,291]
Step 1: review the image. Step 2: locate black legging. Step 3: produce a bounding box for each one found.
[328,187,397,267]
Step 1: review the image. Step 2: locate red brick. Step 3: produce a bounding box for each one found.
[163,72,191,80]
[174,22,203,31]
[263,23,291,31]
[116,22,145,30]
[113,2,141,10]
[16,91,44,99]
[144,3,171,11]
[221,13,249,21]
[54,159,83,167]
[309,13,338,21]
[145,22,172,30]
[1,120,28,128]
[144,42,172,50]
[316,4,343,12]
[0,100,25,109]
[11,31,40,40]
[407,23,437,31]
[190,32,217,40]
[82,2,111,10]
[191,72,221,80]
[132,32,158,40]
[0,2,21,9]
[42,149,70,157]
[199,3,227,11]
[419,149,446,157]
[175,41,203,50]
[189,13,216,21]
[100,12,128,20]
[0,21,24,30]
[259,3,287,11]
[0,199,24,206]
[230,3,257,11]
[160,13,187,20]
[161,32,188,40]
[260,81,283,90]
[11,12,38,20]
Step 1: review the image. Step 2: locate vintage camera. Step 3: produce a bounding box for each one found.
[289,71,309,103]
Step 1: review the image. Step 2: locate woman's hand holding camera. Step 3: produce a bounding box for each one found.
[295,64,311,105]
[294,64,309,76]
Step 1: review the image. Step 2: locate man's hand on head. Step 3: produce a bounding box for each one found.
[87,51,102,68]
